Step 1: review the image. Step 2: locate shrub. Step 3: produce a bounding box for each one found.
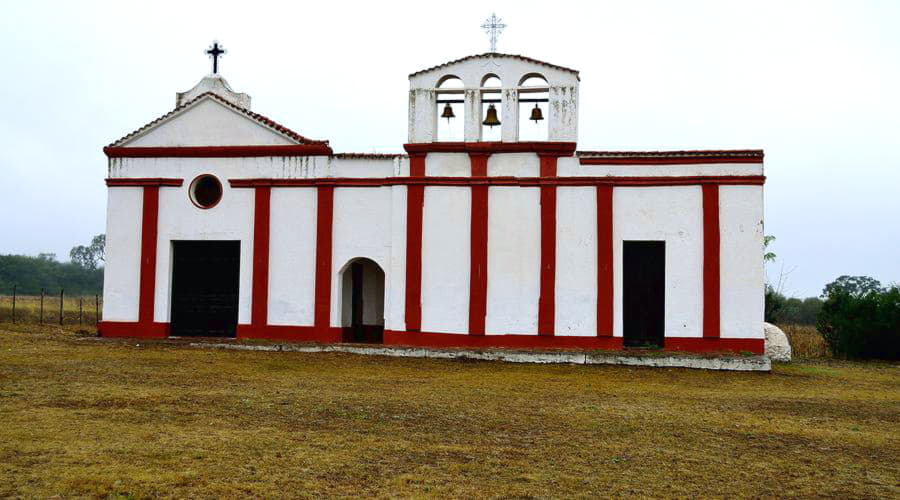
[765,286,822,326]
[817,278,900,360]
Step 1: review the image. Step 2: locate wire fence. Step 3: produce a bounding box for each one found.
[0,286,102,326]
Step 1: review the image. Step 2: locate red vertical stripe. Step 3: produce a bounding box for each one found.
[702,184,721,338]
[405,154,425,331]
[251,186,271,327]
[596,185,614,336]
[138,186,159,324]
[469,153,490,335]
[538,155,558,336]
[314,186,334,331]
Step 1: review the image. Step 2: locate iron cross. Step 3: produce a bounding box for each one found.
[205,41,226,74]
[481,13,506,53]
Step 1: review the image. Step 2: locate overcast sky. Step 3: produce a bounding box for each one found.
[1,0,898,297]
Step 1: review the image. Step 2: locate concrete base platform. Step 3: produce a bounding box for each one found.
[187,341,771,372]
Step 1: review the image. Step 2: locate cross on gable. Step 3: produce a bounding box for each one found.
[205,41,226,74]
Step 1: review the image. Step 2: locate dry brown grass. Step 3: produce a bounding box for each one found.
[0,294,101,326]
[0,324,897,498]
[781,324,831,359]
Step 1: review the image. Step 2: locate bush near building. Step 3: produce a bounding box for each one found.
[817,276,900,360]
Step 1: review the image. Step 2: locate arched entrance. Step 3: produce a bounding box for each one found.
[340,258,385,343]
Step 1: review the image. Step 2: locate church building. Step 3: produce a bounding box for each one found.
[98,39,766,354]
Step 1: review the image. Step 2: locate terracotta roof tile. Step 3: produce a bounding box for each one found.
[577,150,764,159]
[409,53,580,80]
[333,153,407,159]
[108,92,329,148]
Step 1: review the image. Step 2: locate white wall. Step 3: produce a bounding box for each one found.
[486,187,541,334]
[268,188,317,326]
[488,153,539,177]
[104,150,764,343]
[719,186,765,339]
[424,153,470,177]
[421,187,471,333]
[102,187,143,322]
[613,186,704,339]
[558,157,764,177]
[154,172,255,324]
[125,98,295,147]
[387,186,407,330]
[555,187,598,336]
[331,187,393,327]
[108,156,331,180]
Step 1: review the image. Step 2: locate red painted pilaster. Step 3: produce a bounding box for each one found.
[702,184,721,338]
[405,154,426,331]
[251,186,271,328]
[596,185,614,336]
[469,153,490,335]
[138,186,159,325]
[314,186,335,332]
[538,155,558,336]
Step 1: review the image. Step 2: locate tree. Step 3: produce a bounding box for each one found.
[90,234,106,264]
[818,279,899,359]
[763,235,776,263]
[822,275,883,299]
[69,234,106,270]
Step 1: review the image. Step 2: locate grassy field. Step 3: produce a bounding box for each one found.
[0,325,897,497]
[0,294,101,326]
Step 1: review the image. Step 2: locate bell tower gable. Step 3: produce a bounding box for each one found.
[408,53,579,144]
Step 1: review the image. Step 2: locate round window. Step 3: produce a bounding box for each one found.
[189,175,223,209]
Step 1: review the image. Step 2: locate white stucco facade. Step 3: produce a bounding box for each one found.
[100,52,766,354]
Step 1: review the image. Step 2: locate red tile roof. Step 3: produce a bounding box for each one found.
[333,153,407,159]
[409,53,580,80]
[107,92,329,148]
[577,150,764,159]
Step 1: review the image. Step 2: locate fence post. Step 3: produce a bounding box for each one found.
[95,295,99,325]
[59,289,64,326]
[40,288,44,325]
[11,285,15,324]
[79,297,83,326]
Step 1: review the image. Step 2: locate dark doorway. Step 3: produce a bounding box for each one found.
[170,241,240,337]
[623,241,665,348]
[341,258,385,343]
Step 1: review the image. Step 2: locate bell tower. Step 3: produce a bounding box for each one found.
[407,53,579,144]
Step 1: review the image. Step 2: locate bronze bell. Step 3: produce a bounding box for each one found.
[482,104,501,127]
[529,104,544,122]
[440,102,455,121]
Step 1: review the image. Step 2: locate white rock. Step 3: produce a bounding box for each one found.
[764,322,792,362]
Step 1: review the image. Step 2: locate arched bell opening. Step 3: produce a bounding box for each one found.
[518,74,549,141]
[480,74,502,141]
[339,258,385,344]
[436,75,464,142]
